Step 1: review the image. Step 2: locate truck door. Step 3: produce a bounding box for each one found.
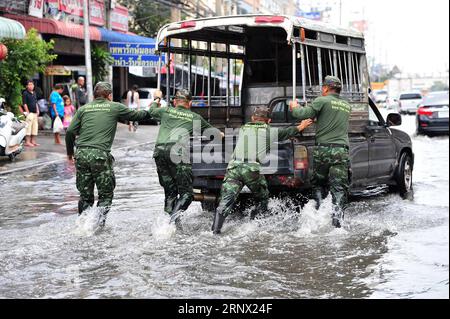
[367,102,397,180]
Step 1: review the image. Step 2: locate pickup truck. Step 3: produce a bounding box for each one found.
[190,98,414,211]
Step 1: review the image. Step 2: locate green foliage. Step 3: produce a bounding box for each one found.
[118,0,171,37]
[91,45,114,85]
[0,29,56,116]
[430,81,449,92]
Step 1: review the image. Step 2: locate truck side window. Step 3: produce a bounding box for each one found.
[271,101,286,123]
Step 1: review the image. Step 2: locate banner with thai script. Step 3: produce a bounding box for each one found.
[29,0,44,18]
[109,43,164,67]
[89,0,105,26]
[111,4,128,32]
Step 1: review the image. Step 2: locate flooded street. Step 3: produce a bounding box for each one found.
[0,117,448,299]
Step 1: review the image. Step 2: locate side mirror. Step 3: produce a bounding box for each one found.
[386,113,402,127]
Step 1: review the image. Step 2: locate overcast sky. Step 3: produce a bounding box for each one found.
[300,0,449,74]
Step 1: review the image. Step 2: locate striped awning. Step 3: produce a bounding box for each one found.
[0,16,26,40]
[3,14,101,41]
[98,28,155,44]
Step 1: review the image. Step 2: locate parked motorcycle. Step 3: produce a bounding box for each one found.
[0,98,27,161]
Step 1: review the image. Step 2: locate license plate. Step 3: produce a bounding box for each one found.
[438,111,449,118]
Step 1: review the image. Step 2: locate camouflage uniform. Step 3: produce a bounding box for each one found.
[312,145,350,211]
[75,148,116,215]
[153,144,193,214]
[216,162,269,218]
[66,82,151,222]
[292,76,351,227]
[212,107,304,234]
[149,89,214,218]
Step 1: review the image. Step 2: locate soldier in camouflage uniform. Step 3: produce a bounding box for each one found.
[290,76,351,228]
[212,107,313,234]
[66,82,151,226]
[149,89,217,223]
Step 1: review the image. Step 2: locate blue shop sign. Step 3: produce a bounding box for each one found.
[109,42,164,67]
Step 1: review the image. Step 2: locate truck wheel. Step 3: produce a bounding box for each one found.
[201,201,218,213]
[395,152,414,200]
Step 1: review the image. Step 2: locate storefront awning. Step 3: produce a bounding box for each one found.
[0,16,26,40]
[3,14,101,41]
[98,28,155,44]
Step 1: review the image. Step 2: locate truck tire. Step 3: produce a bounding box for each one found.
[201,201,218,213]
[395,152,414,199]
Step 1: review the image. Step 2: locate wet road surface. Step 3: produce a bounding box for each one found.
[0,119,448,298]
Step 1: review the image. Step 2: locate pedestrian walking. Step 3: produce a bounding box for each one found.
[212,107,313,234]
[126,85,140,132]
[22,80,40,147]
[66,82,152,227]
[149,89,218,225]
[49,84,65,144]
[62,95,75,130]
[290,76,352,228]
[74,76,88,110]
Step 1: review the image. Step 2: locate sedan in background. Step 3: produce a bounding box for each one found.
[398,92,423,114]
[416,91,449,135]
[121,88,167,125]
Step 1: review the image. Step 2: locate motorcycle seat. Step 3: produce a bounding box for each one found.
[11,122,26,135]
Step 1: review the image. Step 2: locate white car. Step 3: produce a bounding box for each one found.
[121,88,168,124]
[398,92,423,115]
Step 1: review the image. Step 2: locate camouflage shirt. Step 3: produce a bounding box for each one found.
[292,93,351,146]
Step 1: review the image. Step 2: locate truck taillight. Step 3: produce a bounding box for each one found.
[417,107,433,116]
[181,21,196,29]
[294,159,308,170]
[255,16,285,24]
[294,145,308,170]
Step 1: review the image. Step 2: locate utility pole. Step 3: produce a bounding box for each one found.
[106,0,113,94]
[83,0,94,102]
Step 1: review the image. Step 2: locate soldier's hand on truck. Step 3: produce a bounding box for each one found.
[289,99,300,111]
[297,119,313,132]
[153,90,163,106]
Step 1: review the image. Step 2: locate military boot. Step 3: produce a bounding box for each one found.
[332,206,344,228]
[212,211,226,235]
[312,189,323,210]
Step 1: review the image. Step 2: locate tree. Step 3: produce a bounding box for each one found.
[91,45,114,85]
[0,29,56,115]
[430,81,449,92]
[119,0,171,38]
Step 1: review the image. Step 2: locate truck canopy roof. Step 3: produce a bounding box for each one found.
[156,14,365,45]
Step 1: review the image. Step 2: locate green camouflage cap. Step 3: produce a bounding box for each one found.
[324,76,342,89]
[94,82,112,92]
[253,106,270,119]
[175,89,192,101]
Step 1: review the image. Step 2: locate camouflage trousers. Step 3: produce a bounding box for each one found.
[75,148,116,216]
[217,162,269,217]
[154,145,193,214]
[311,145,350,210]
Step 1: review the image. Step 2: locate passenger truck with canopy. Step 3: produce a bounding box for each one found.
[154,15,415,210]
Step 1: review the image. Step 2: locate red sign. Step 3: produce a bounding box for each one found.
[59,0,84,17]
[89,0,105,26]
[111,4,129,32]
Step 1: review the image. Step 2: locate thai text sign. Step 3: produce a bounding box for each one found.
[109,42,164,67]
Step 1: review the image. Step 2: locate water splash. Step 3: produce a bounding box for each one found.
[73,207,106,237]
[150,212,177,241]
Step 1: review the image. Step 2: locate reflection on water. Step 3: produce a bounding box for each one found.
[0,116,448,298]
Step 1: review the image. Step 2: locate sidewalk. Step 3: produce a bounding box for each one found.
[0,124,159,175]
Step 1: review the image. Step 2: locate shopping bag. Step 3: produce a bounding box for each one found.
[43,114,52,130]
[53,116,64,133]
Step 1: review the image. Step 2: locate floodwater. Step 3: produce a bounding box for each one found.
[0,116,448,299]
